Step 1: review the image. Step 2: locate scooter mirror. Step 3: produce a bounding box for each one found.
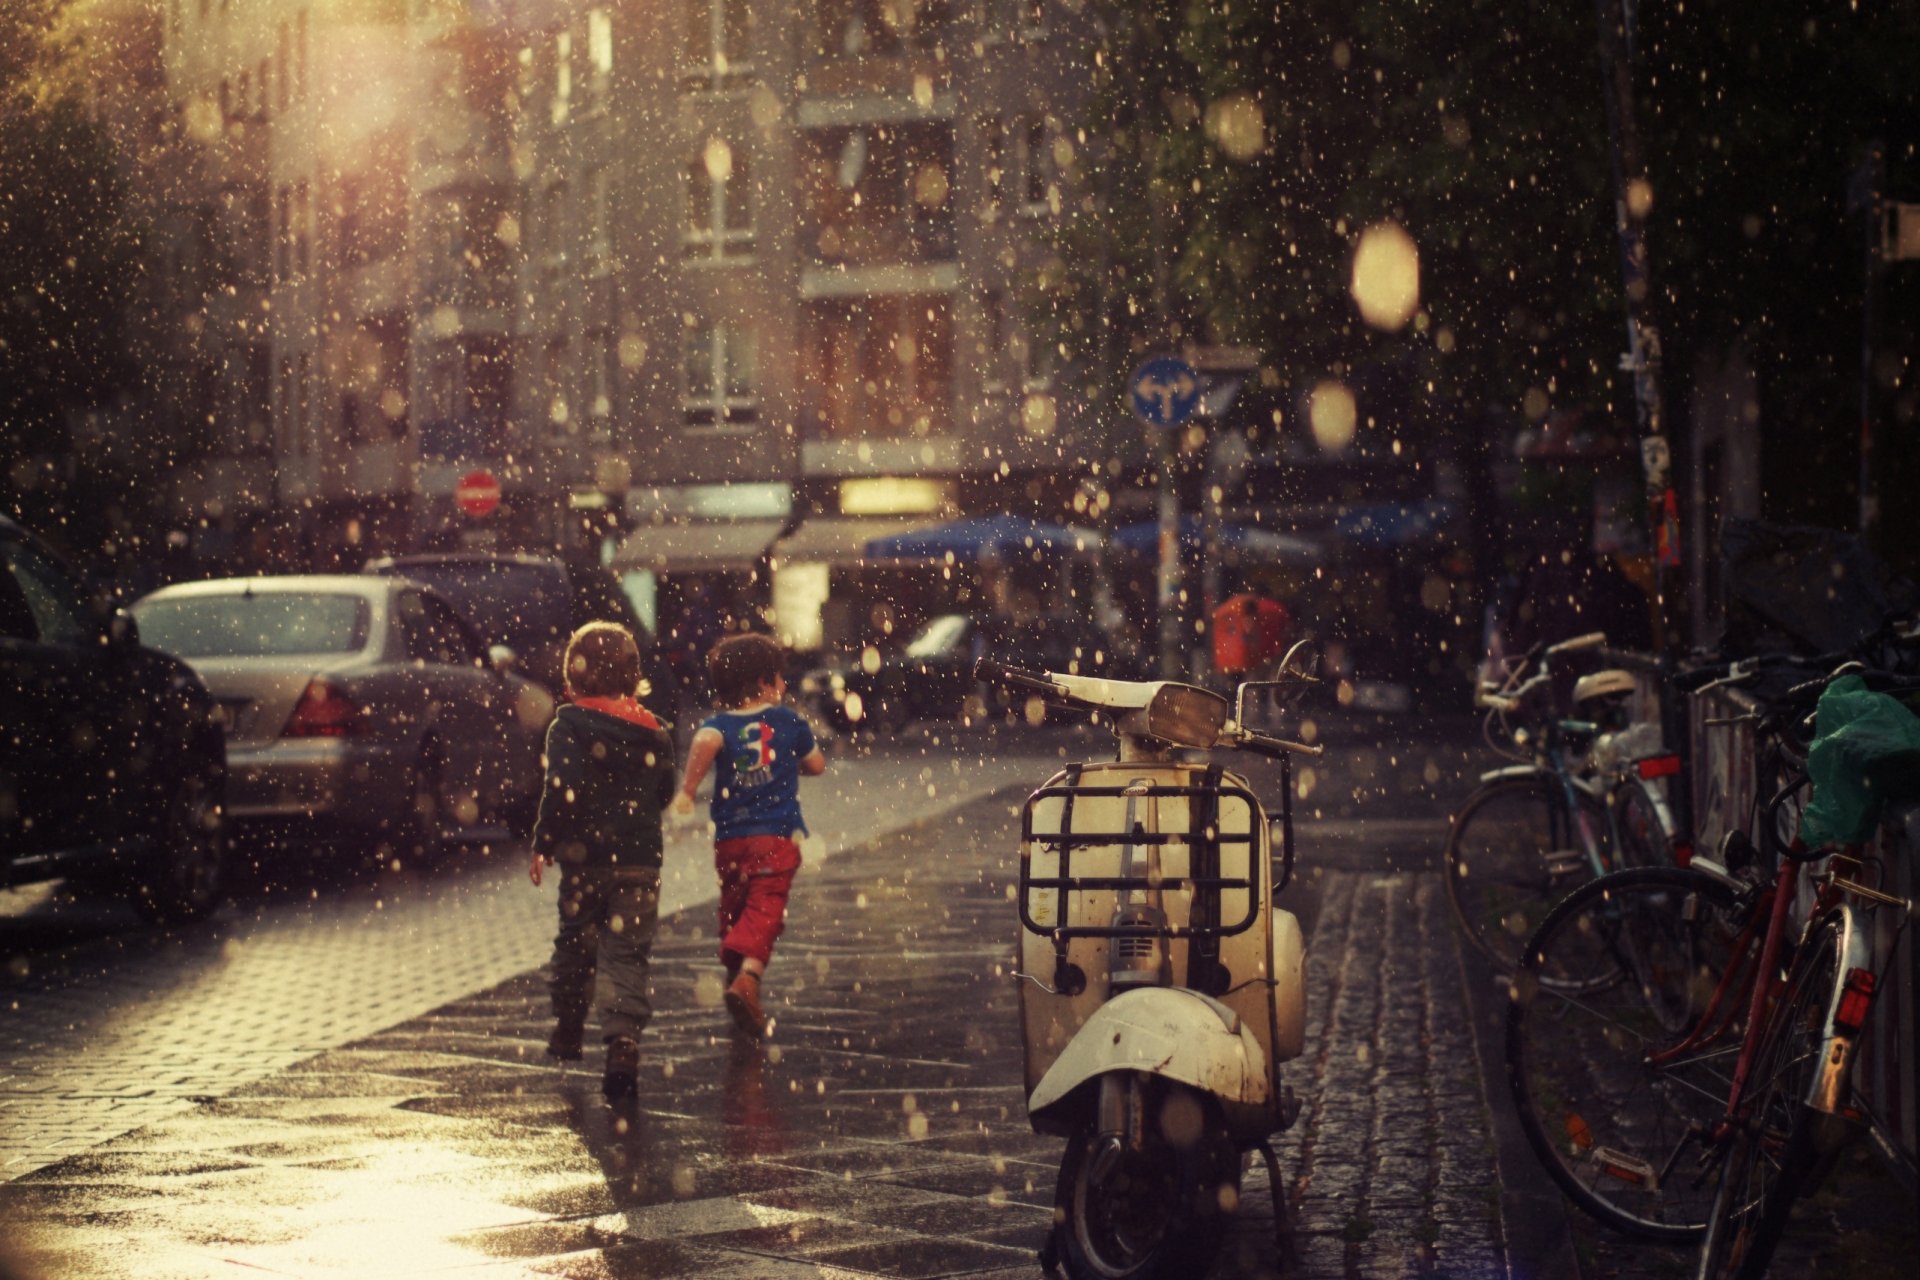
[1235,641,1319,735]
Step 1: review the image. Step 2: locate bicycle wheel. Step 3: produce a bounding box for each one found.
[1697,912,1848,1280]
[1445,775,1606,972]
[1507,866,1751,1240]
[1611,776,1673,870]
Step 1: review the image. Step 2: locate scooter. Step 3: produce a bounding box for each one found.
[974,649,1322,1280]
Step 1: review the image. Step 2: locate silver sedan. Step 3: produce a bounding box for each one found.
[132,575,553,857]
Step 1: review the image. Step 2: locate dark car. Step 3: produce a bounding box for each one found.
[0,516,227,921]
[360,552,672,713]
[801,613,1145,730]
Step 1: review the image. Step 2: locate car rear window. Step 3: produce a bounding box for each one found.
[378,561,565,649]
[134,592,369,658]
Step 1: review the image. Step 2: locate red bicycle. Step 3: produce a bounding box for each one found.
[1504,671,1914,1277]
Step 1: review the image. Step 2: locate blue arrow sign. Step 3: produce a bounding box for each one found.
[1130,357,1202,426]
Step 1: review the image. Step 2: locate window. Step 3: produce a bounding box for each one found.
[1014,325,1056,389]
[988,0,1046,41]
[587,327,616,437]
[293,179,310,276]
[682,319,756,428]
[0,538,89,648]
[684,140,752,260]
[277,355,293,454]
[585,166,611,272]
[551,30,572,125]
[398,592,477,667]
[984,117,1006,217]
[274,183,289,281]
[541,182,568,284]
[587,7,614,105]
[134,593,369,659]
[296,352,312,455]
[805,123,952,263]
[296,10,308,99]
[277,21,291,113]
[979,289,1007,392]
[543,337,570,435]
[684,0,752,80]
[1022,117,1050,212]
[806,295,952,439]
[816,1,951,57]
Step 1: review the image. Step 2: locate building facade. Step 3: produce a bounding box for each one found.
[144,0,1097,649]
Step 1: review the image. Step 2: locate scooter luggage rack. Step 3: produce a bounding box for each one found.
[1020,782,1261,941]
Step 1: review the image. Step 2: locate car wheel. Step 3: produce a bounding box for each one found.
[130,753,227,924]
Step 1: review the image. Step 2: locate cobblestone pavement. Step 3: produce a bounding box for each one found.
[0,769,1512,1280]
[0,729,1071,1179]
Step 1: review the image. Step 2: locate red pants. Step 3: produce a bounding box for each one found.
[715,836,801,966]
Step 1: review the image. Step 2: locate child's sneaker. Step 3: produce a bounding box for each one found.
[724,972,766,1039]
[602,1036,640,1103]
[546,1022,584,1062]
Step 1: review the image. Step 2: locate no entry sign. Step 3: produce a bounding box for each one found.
[456,470,501,517]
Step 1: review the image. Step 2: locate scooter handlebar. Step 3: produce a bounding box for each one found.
[972,658,1063,698]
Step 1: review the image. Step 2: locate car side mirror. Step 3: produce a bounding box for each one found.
[488,644,518,675]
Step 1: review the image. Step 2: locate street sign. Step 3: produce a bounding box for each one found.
[1130,357,1202,426]
[456,469,501,517]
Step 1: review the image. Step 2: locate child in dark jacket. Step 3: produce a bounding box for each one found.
[528,622,675,1103]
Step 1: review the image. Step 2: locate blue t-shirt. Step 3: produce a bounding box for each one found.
[702,705,817,841]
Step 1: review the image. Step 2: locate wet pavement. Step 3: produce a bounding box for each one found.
[0,716,1523,1280]
[0,727,1073,1180]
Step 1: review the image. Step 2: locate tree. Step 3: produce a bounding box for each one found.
[1040,0,1920,564]
[0,0,145,560]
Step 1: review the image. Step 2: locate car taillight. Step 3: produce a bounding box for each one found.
[284,680,362,737]
[1636,755,1682,780]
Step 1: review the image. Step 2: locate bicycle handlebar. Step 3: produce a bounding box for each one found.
[1545,631,1608,656]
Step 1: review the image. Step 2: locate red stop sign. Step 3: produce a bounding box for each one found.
[456,470,501,517]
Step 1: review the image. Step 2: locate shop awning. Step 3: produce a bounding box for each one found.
[772,516,929,566]
[608,518,786,573]
[1113,516,1321,564]
[862,515,1103,563]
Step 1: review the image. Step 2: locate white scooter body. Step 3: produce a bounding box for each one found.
[979,661,1321,1277]
[1019,757,1308,1144]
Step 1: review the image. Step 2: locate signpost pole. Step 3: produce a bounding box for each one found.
[1156,429,1182,679]
[1130,356,1202,679]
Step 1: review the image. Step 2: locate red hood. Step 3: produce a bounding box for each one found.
[568,695,660,729]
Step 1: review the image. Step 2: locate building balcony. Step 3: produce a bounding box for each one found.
[807,214,954,268]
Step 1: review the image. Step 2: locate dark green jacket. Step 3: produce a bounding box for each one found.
[531,704,676,868]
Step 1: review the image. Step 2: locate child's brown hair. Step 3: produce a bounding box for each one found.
[707,632,785,707]
[563,621,640,698]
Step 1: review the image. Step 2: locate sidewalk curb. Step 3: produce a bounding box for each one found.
[1455,940,1583,1280]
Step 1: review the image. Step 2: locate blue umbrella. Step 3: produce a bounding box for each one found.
[1113,516,1320,563]
[1328,500,1456,548]
[863,515,1100,563]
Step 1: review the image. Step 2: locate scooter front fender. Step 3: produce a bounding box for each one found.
[1027,986,1270,1122]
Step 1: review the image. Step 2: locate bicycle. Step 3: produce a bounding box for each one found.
[1444,631,1684,973]
[1504,663,1918,1273]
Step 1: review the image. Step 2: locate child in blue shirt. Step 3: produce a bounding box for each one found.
[672,633,826,1038]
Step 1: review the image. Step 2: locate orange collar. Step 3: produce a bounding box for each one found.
[570,696,660,729]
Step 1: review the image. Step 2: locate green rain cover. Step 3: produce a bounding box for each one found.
[1798,675,1920,848]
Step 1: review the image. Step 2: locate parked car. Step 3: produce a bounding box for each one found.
[801,613,1146,730]
[360,552,673,717]
[131,575,550,859]
[0,516,227,921]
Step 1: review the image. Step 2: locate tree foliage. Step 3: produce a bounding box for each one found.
[1042,0,1920,512]
[0,0,142,555]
